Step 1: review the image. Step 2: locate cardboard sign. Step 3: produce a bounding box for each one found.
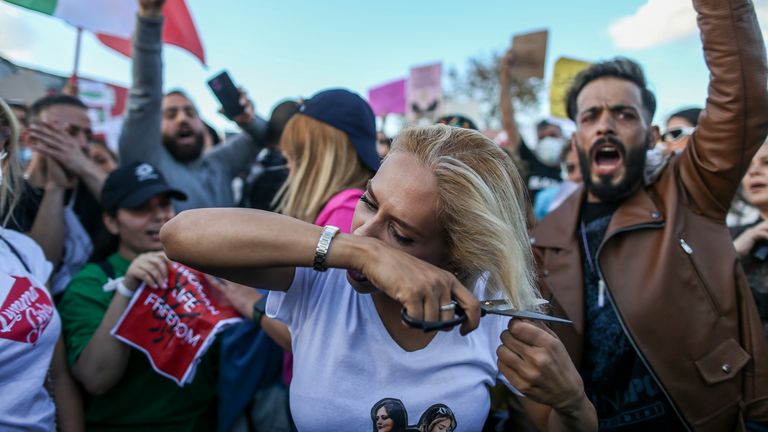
[509,30,549,80]
[368,79,406,116]
[112,263,243,386]
[549,57,592,119]
[406,62,442,122]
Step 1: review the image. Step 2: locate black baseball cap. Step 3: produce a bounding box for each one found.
[101,162,187,211]
[298,88,379,171]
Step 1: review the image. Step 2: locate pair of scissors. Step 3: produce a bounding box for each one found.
[401,299,572,332]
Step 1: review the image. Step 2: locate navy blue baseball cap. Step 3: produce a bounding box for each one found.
[298,88,379,171]
[101,162,187,211]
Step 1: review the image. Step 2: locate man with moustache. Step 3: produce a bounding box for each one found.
[119,0,265,211]
[521,0,768,429]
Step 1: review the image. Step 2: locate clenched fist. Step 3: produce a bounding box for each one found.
[138,0,165,18]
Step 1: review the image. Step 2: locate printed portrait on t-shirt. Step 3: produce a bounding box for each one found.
[369,399,457,432]
[371,398,408,432]
[416,404,456,432]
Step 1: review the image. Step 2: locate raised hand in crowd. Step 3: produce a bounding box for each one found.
[61,76,79,97]
[123,251,171,291]
[498,47,520,153]
[138,0,165,17]
[27,120,105,198]
[25,156,76,266]
[121,0,267,211]
[219,87,255,128]
[734,220,768,257]
[45,154,77,190]
[70,255,173,395]
[498,320,596,431]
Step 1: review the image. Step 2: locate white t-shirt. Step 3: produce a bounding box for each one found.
[0,229,60,432]
[267,267,511,432]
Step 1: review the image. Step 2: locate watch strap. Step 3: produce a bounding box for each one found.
[313,225,340,272]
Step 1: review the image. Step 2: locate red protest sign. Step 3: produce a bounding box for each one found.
[112,263,243,386]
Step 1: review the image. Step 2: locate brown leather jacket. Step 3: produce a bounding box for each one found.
[529,0,768,430]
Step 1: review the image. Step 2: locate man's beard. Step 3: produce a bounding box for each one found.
[577,133,650,203]
[162,132,205,163]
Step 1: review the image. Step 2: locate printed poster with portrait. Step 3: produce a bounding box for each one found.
[371,398,457,432]
[111,263,243,386]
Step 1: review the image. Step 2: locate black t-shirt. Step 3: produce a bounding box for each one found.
[579,202,687,431]
[7,181,108,251]
[730,220,768,338]
[518,138,562,201]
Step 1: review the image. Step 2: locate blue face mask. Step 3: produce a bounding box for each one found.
[18,147,32,164]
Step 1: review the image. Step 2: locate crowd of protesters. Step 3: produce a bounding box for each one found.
[1,0,768,430]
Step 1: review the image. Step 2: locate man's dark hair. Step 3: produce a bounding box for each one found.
[667,107,702,127]
[203,121,221,146]
[165,89,191,99]
[163,89,199,114]
[565,57,656,122]
[29,94,87,122]
[266,99,299,147]
[536,119,561,132]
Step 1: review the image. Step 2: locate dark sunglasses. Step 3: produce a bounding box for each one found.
[662,126,695,142]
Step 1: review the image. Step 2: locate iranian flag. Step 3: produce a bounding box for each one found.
[3,0,206,64]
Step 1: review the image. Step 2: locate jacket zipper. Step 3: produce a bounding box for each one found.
[595,222,693,432]
[679,238,720,315]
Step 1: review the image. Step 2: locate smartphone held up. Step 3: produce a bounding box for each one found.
[207,71,245,120]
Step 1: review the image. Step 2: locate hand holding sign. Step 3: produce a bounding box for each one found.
[124,251,171,291]
[112,262,243,385]
[507,30,548,81]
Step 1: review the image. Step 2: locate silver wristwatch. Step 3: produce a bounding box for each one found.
[313,225,340,272]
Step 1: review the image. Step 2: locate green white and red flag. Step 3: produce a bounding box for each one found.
[3,0,206,64]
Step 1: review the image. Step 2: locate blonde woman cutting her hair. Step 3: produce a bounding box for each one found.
[162,125,596,431]
[215,88,378,387]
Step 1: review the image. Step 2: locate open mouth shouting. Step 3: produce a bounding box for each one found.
[591,139,625,177]
[176,126,197,145]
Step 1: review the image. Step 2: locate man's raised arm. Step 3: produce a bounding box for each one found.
[118,0,167,166]
[680,0,768,218]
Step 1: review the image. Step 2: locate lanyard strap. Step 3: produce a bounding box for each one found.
[580,220,597,274]
[580,220,606,308]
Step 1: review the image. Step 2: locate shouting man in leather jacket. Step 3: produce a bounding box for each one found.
[522,0,768,430]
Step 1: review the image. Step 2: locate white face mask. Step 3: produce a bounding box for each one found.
[536,137,567,167]
[644,144,669,183]
[645,144,666,168]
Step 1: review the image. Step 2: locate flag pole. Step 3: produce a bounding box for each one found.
[68,26,83,96]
